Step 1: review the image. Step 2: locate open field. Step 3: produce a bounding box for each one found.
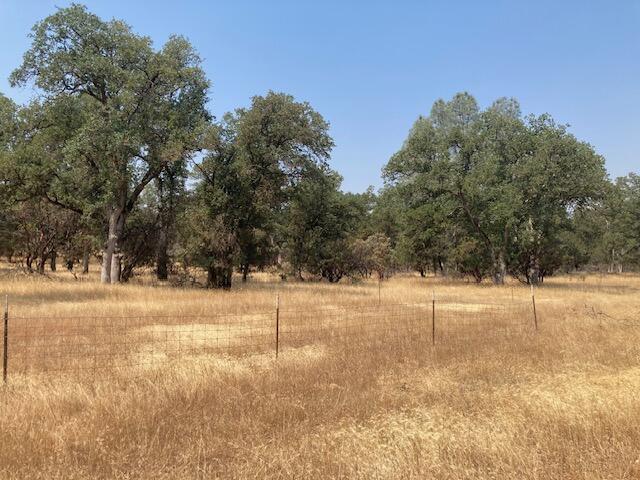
[1,267,640,479]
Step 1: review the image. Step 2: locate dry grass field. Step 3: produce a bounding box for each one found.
[1,264,640,479]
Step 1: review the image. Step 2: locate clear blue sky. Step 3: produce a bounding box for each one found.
[1,1,638,192]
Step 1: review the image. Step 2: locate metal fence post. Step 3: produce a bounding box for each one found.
[431,290,435,346]
[531,284,538,331]
[3,295,8,383]
[275,293,280,359]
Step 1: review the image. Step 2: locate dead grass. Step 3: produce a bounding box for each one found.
[1,263,640,479]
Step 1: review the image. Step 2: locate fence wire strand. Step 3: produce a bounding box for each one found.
[0,299,548,380]
[8,296,637,380]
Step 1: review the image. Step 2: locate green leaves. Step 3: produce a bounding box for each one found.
[184,92,335,287]
[384,92,608,283]
[5,4,211,282]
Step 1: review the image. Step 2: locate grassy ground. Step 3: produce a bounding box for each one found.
[1,264,639,479]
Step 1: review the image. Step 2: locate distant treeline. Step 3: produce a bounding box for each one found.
[1,5,638,288]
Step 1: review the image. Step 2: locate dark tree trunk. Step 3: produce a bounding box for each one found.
[26,256,33,273]
[66,258,74,271]
[102,227,113,283]
[528,254,541,285]
[155,169,182,281]
[473,269,484,283]
[156,227,169,281]
[121,262,135,283]
[241,263,249,282]
[37,255,47,274]
[207,265,232,290]
[50,251,57,272]
[322,268,343,283]
[82,249,90,274]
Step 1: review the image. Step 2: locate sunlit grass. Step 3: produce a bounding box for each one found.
[1,263,639,479]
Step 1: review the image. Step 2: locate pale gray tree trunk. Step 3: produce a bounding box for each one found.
[608,250,614,273]
[101,251,111,283]
[101,206,126,284]
[110,252,122,284]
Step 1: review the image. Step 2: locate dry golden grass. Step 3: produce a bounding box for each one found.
[1,263,640,479]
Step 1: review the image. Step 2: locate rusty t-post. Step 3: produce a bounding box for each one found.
[275,294,280,359]
[531,284,538,331]
[3,295,8,383]
[431,290,435,346]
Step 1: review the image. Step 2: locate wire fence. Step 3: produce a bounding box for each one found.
[0,294,546,382]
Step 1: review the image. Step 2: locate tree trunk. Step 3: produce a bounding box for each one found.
[207,265,232,289]
[101,250,112,283]
[110,252,122,284]
[156,227,169,281]
[608,248,616,274]
[37,255,47,275]
[241,263,249,282]
[82,249,90,274]
[50,251,57,272]
[121,260,135,283]
[66,258,74,271]
[529,254,541,285]
[102,207,126,284]
[492,251,506,285]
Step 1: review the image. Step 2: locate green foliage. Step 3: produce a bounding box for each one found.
[2,5,636,286]
[384,93,608,283]
[6,4,210,282]
[179,119,239,288]
[572,174,640,272]
[281,167,366,282]
[183,92,334,287]
[232,91,334,278]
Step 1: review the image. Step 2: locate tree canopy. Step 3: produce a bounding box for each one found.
[0,6,637,287]
[8,4,210,283]
[384,93,609,283]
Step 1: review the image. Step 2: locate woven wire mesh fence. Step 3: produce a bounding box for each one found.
[2,299,536,381]
[6,312,275,378]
